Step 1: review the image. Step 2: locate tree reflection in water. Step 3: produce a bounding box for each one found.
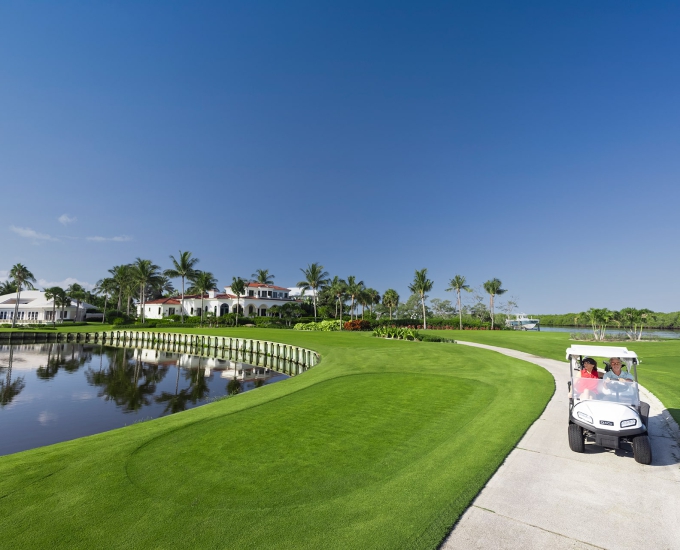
[85,348,168,413]
[0,347,26,407]
[155,365,191,415]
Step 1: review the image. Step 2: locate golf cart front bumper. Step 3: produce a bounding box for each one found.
[570,418,647,449]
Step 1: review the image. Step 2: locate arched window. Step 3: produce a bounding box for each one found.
[248,305,255,315]
[220,304,229,316]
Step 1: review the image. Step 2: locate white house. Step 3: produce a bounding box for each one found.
[138,282,298,320]
[0,290,96,324]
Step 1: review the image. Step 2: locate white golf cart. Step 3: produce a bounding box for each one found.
[566,345,652,464]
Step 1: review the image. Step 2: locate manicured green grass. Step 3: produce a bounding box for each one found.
[0,328,553,549]
[427,330,680,425]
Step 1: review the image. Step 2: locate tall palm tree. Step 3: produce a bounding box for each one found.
[483,278,507,329]
[164,251,199,324]
[230,277,246,326]
[108,264,135,313]
[382,289,399,320]
[251,269,275,284]
[345,276,365,321]
[366,288,381,316]
[131,258,162,323]
[94,278,117,324]
[187,271,218,326]
[328,276,347,322]
[44,286,66,326]
[297,263,330,321]
[9,263,37,327]
[446,275,472,330]
[408,268,433,329]
[66,283,87,323]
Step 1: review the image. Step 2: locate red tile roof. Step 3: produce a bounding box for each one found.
[145,297,181,305]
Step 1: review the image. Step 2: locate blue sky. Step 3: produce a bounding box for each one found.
[1,1,679,313]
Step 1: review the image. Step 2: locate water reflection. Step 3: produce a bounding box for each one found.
[0,347,26,407]
[0,343,292,456]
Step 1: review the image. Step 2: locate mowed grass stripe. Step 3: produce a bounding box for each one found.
[0,329,553,549]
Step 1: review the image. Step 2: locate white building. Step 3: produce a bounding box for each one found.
[138,283,297,320]
[0,290,96,324]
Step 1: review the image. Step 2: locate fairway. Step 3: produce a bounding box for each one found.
[428,330,680,425]
[0,329,553,549]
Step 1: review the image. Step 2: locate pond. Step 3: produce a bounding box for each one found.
[540,326,680,339]
[0,343,290,456]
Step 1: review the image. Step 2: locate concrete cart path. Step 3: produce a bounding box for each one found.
[442,341,680,550]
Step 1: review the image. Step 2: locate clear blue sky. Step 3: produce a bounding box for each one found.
[1,1,679,313]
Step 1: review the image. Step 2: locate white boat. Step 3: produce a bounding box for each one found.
[506,313,540,331]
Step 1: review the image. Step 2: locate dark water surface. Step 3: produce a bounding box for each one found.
[0,343,289,456]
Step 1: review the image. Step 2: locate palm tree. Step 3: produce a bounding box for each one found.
[164,251,199,324]
[187,271,218,326]
[297,263,330,321]
[55,292,72,321]
[0,280,17,295]
[345,276,365,320]
[66,283,87,323]
[94,278,117,324]
[382,289,399,320]
[483,278,507,329]
[9,263,37,327]
[366,288,381,316]
[44,286,66,326]
[230,277,246,326]
[408,268,433,329]
[131,258,162,322]
[446,275,472,330]
[251,269,275,284]
[327,276,347,321]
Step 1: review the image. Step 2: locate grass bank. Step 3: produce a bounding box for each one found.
[0,328,553,549]
[426,330,680,425]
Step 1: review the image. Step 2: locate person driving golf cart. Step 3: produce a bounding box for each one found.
[603,357,634,382]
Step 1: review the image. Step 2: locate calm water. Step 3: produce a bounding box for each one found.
[0,343,289,456]
[540,326,680,339]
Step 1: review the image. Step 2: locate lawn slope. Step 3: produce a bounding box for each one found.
[431,330,680,425]
[0,329,553,549]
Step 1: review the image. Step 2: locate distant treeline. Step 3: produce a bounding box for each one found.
[536,312,680,329]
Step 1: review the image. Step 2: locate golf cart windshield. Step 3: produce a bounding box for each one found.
[572,377,639,405]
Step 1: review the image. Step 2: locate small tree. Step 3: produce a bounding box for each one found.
[584,308,613,341]
[44,286,66,326]
[231,277,246,326]
[9,263,36,327]
[446,275,472,330]
[617,308,655,341]
[164,251,199,324]
[408,268,433,329]
[382,289,399,320]
[297,263,330,321]
[483,278,507,329]
[66,283,87,323]
[188,271,218,326]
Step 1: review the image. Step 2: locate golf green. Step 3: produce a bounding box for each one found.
[0,329,553,549]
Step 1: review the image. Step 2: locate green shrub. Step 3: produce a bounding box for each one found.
[293,320,342,331]
[373,326,421,341]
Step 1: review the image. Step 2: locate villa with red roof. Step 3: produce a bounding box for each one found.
[138,282,295,320]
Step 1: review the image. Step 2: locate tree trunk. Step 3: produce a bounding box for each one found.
[458,290,462,330]
[421,293,427,330]
[12,284,21,328]
[313,288,317,321]
[52,299,57,327]
[489,295,494,329]
[181,277,185,324]
[101,295,107,324]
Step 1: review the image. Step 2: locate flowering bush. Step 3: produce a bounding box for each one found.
[343,319,372,331]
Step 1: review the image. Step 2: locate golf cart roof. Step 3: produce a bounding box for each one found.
[565,345,638,361]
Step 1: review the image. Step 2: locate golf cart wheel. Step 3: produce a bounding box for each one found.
[632,435,652,465]
[568,423,585,453]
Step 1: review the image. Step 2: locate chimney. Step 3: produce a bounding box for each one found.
[208,289,216,299]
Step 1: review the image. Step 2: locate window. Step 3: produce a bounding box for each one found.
[191,307,194,315]
[169,308,175,315]
[268,291,272,297]
[158,307,161,315]
[249,290,254,297]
